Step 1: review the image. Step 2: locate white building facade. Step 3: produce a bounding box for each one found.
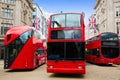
[94,0,120,37]
[0,0,33,59]
[32,3,47,39]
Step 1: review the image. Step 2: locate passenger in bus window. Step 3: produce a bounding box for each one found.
[71,30,81,39]
[52,21,62,28]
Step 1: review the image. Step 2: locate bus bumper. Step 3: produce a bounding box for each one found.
[47,68,85,74]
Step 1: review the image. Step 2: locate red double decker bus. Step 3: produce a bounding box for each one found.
[4,26,46,69]
[47,13,86,74]
[85,32,120,65]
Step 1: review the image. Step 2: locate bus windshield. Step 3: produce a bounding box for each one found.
[47,42,85,60]
[51,14,81,28]
[20,30,32,43]
[101,33,118,41]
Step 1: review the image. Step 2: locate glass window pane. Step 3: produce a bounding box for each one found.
[2,9,13,19]
[116,7,120,17]
[101,33,118,40]
[1,24,12,35]
[51,30,81,40]
[66,14,81,27]
[19,30,32,43]
[51,14,81,28]
[10,0,14,4]
[51,14,65,28]
[4,27,9,34]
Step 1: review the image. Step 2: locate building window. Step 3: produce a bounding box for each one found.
[33,8,36,12]
[2,0,14,4]
[2,0,7,3]
[1,23,13,35]
[2,8,13,19]
[33,15,36,19]
[116,7,120,17]
[116,22,120,34]
[8,0,14,4]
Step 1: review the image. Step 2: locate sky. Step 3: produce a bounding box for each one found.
[34,0,95,24]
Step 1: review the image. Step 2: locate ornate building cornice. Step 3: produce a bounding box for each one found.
[26,0,34,11]
[94,0,102,9]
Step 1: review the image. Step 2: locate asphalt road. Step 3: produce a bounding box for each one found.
[0,60,120,80]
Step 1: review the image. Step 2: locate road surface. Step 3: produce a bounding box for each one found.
[0,60,120,80]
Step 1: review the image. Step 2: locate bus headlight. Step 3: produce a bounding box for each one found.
[78,66,83,69]
[48,66,53,68]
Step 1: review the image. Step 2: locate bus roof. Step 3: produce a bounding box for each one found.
[50,12,84,17]
[6,26,34,35]
[86,32,118,41]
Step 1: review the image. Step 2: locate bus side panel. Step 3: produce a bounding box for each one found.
[85,55,97,63]
[10,38,35,69]
[94,56,120,65]
[85,40,100,63]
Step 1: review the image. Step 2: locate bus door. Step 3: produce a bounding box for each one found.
[4,45,17,68]
[4,38,23,69]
